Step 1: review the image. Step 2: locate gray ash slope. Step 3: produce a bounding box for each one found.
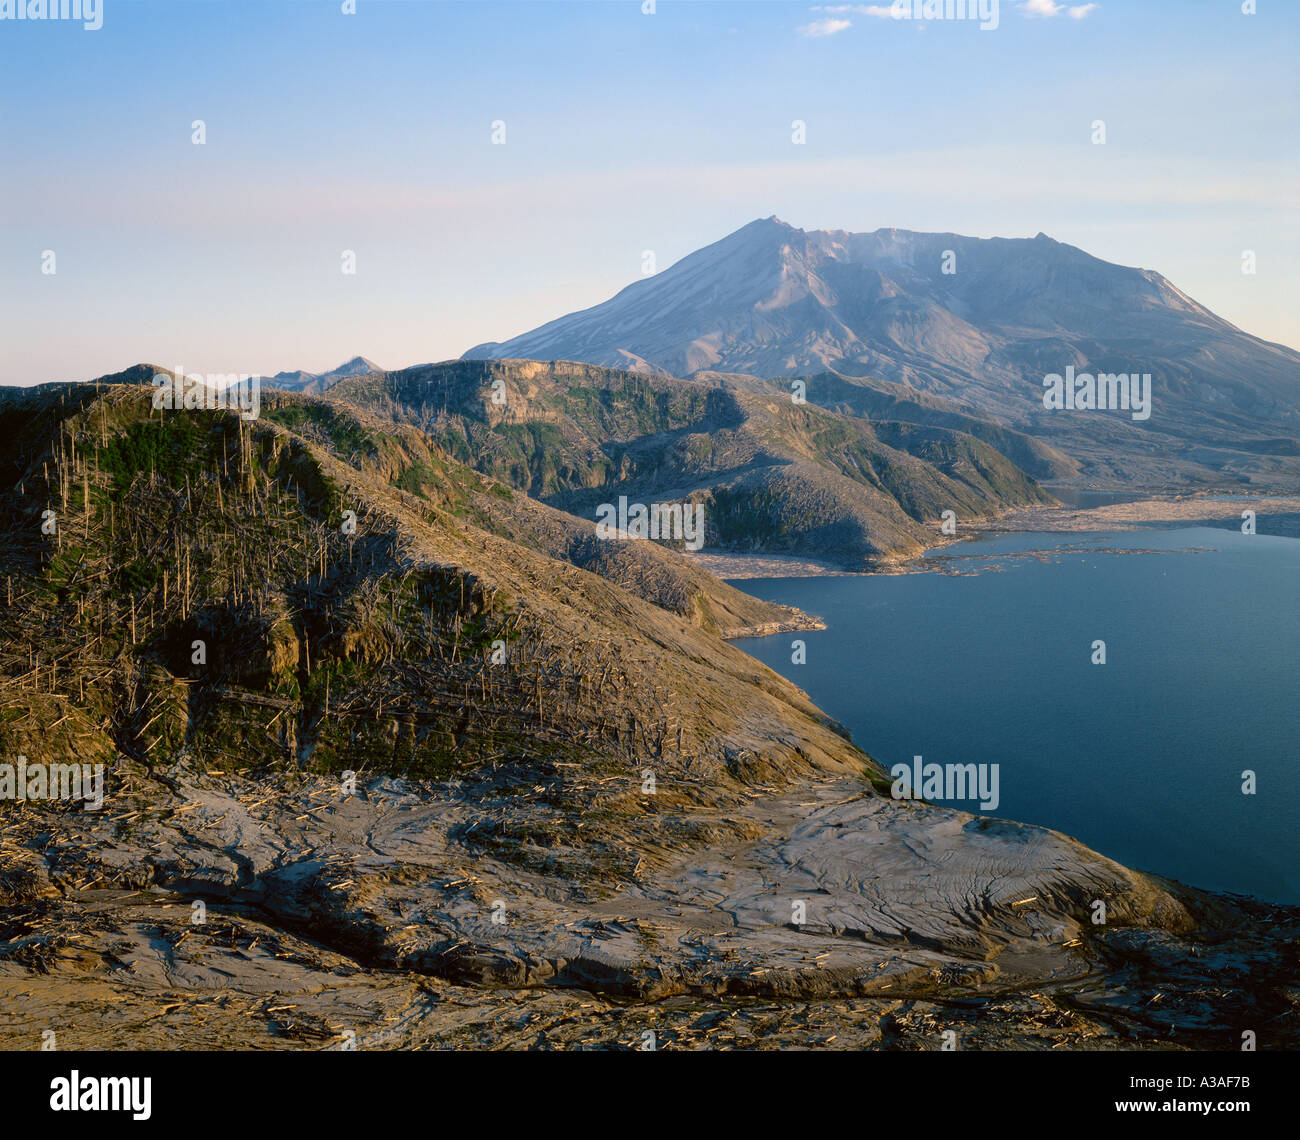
[5,768,1298,1050]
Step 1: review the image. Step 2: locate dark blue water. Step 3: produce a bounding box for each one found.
[731,527,1300,903]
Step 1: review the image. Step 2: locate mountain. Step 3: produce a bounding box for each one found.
[465,218,1300,488]
[268,355,384,393]
[317,358,1056,569]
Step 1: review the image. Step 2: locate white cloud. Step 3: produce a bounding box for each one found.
[815,1,1097,21]
[812,4,893,14]
[799,17,852,37]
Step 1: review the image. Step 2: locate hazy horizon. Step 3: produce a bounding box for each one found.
[3,0,1296,386]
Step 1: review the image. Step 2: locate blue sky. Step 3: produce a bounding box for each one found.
[1,0,1295,385]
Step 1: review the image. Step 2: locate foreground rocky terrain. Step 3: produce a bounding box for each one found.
[3,767,1297,1050]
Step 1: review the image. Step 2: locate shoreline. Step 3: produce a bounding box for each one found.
[701,493,1300,582]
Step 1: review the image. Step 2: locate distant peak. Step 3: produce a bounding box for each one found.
[744,215,799,233]
[332,355,382,373]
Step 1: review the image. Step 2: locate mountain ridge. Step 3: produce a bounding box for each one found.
[314,357,1057,569]
[464,218,1300,488]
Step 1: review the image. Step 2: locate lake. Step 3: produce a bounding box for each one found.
[730,525,1300,903]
